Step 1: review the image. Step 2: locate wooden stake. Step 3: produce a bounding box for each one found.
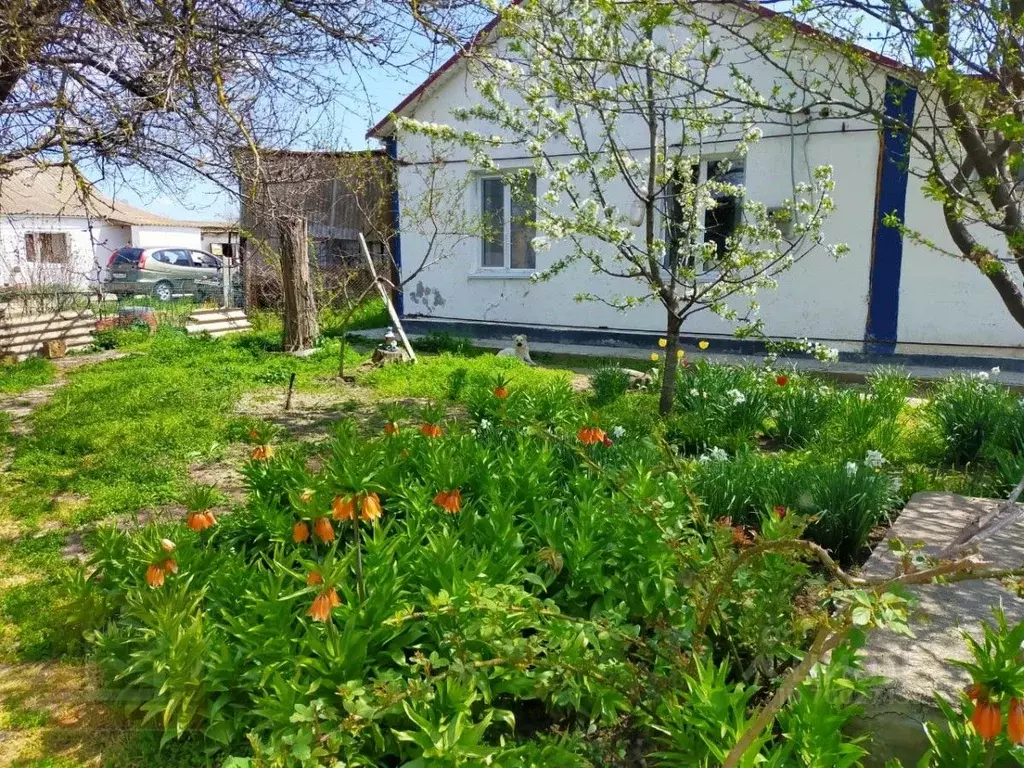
[358,233,416,363]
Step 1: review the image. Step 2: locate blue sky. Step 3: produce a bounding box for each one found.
[93,60,430,224]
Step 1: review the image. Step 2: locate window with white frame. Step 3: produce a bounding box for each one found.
[479,172,537,270]
[24,232,70,264]
[664,159,745,271]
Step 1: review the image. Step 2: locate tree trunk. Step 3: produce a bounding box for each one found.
[278,216,318,351]
[658,310,682,416]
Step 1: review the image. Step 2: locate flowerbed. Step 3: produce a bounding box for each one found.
[67,347,1024,766]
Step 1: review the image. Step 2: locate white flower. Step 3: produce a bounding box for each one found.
[479,419,491,430]
[889,475,903,493]
[531,235,551,252]
[863,450,887,469]
[727,388,746,405]
[708,446,729,461]
[611,425,625,439]
[976,371,990,381]
[689,388,700,396]
[991,366,1001,376]
[845,461,859,476]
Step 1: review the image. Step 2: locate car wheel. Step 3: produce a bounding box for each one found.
[153,281,173,302]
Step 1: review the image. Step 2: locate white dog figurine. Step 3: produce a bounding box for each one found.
[496,334,535,365]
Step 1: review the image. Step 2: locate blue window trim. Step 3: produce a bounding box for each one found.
[865,76,917,354]
[384,136,404,317]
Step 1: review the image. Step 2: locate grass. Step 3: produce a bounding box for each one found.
[0,358,57,395]
[0,322,1020,765]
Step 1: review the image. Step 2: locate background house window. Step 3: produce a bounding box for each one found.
[664,159,745,269]
[480,173,537,270]
[24,232,69,264]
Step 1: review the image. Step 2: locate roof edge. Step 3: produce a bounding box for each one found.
[365,0,911,141]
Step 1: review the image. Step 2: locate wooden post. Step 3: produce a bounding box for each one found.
[278,216,318,352]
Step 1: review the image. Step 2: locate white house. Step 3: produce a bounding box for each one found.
[0,161,225,289]
[368,3,1024,364]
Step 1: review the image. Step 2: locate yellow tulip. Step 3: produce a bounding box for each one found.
[658,338,667,348]
[698,340,710,350]
[650,352,659,362]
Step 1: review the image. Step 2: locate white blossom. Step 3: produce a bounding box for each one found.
[976,371,990,381]
[863,450,887,469]
[727,389,746,405]
[845,461,858,476]
[889,475,903,493]
[611,425,626,439]
[991,366,1001,376]
[479,419,491,430]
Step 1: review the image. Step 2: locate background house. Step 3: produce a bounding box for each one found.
[0,161,226,290]
[369,6,1022,360]
[236,149,395,308]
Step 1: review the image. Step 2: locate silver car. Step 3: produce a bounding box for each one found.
[104,247,224,301]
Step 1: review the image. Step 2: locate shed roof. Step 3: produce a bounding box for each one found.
[0,161,215,229]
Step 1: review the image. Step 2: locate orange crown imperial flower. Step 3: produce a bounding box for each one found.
[493,386,509,399]
[292,520,310,543]
[325,586,341,607]
[251,444,274,461]
[332,495,356,521]
[972,698,1002,740]
[186,511,215,532]
[313,517,335,543]
[384,422,400,436]
[577,426,607,446]
[1009,699,1024,745]
[361,492,383,522]
[420,423,443,438]
[145,563,165,588]
[161,558,178,574]
[160,538,176,552]
[308,593,332,622]
[433,489,462,514]
[307,570,323,586]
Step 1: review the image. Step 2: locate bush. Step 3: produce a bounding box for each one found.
[668,362,773,454]
[81,399,871,765]
[414,331,475,355]
[591,365,632,406]
[929,374,1024,466]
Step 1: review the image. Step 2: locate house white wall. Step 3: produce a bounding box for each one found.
[130,225,202,250]
[389,10,1024,352]
[0,215,127,288]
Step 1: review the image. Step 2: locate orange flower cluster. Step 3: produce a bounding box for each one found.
[186,511,216,532]
[433,489,462,514]
[144,558,179,588]
[314,517,334,542]
[384,422,400,436]
[251,444,274,461]
[776,375,789,387]
[293,521,310,542]
[967,686,1024,743]
[332,493,384,523]
[493,386,509,399]
[308,586,341,622]
[420,423,443,438]
[577,426,607,446]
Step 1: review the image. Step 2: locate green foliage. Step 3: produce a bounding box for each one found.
[590,365,632,406]
[928,374,1024,466]
[82,396,872,766]
[0,356,56,394]
[413,331,475,355]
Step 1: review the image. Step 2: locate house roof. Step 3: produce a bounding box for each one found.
[0,161,211,229]
[366,0,907,140]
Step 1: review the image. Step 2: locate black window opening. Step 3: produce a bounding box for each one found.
[664,160,745,271]
[110,247,144,265]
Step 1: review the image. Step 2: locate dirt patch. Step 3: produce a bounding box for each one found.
[189,448,248,503]
[0,662,125,767]
[236,387,364,442]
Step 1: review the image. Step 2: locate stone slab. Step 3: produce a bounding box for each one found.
[849,492,1024,766]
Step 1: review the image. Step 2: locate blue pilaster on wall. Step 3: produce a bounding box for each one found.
[384,135,404,317]
[865,76,917,355]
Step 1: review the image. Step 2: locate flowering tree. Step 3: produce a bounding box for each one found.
[698,0,1024,330]
[402,0,843,415]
